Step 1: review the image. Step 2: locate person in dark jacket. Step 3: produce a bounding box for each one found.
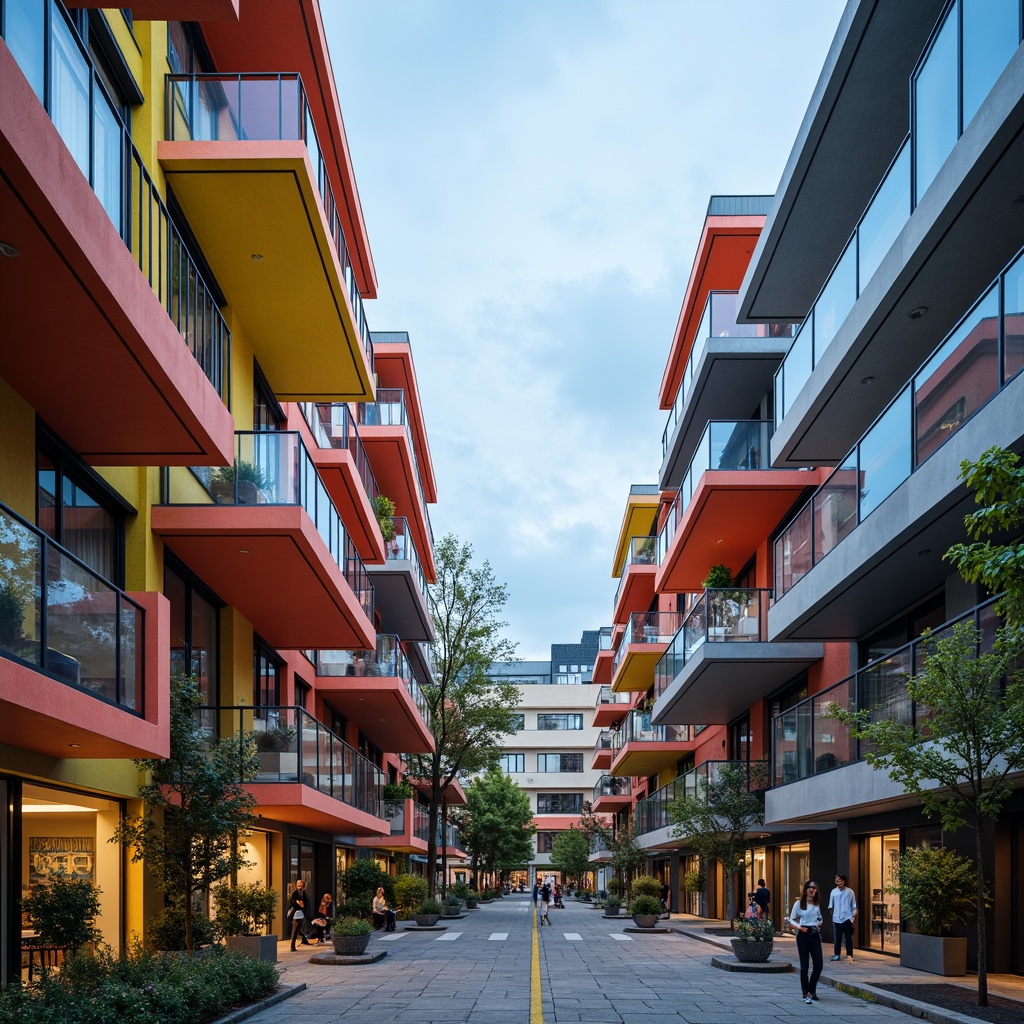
[288,879,311,950]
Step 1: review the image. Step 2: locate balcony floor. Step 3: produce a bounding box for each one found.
[316,675,434,754]
[245,782,387,835]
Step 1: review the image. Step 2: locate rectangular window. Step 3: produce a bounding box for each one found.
[253,636,281,709]
[536,793,583,815]
[536,831,557,854]
[537,753,583,773]
[554,672,582,685]
[537,714,583,731]
[509,714,525,732]
[165,560,220,707]
[499,753,524,773]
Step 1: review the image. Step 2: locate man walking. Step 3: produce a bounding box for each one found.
[828,874,857,961]
[754,878,770,921]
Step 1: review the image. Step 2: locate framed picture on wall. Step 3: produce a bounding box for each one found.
[28,837,95,888]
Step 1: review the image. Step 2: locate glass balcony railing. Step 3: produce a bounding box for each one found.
[612,611,684,675]
[413,803,430,842]
[771,598,998,788]
[613,536,659,610]
[209,704,384,816]
[384,799,405,835]
[383,517,428,605]
[0,500,143,714]
[654,589,770,700]
[774,242,1024,600]
[775,1,1022,426]
[598,627,613,651]
[594,729,614,753]
[298,403,379,506]
[594,774,631,802]
[313,634,432,730]
[634,760,767,836]
[3,4,231,404]
[611,710,693,755]
[596,686,630,710]
[658,421,773,564]
[358,389,432,547]
[663,291,797,458]
[165,72,374,371]
[167,431,373,622]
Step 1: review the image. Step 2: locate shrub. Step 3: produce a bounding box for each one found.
[630,875,660,899]
[393,874,428,915]
[888,844,980,936]
[604,896,621,909]
[734,916,774,942]
[212,882,278,936]
[451,880,470,900]
[333,916,372,937]
[148,906,217,951]
[21,875,102,954]
[340,860,393,906]
[443,894,461,908]
[418,899,443,916]
[630,894,662,916]
[466,890,479,902]
[606,877,621,896]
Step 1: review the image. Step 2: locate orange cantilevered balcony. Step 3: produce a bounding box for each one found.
[153,431,375,650]
[357,798,430,854]
[609,711,697,778]
[0,502,170,759]
[592,774,632,812]
[210,705,387,835]
[159,73,375,401]
[593,686,632,729]
[612,537,658,625]
[610,611,683,693]
[312,634,434,755]
[299,402,386,564]
[591,729,615,771]
[656,421,824,593]
[592,627,614,685]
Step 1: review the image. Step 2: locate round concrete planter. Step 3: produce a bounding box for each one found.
[442,906,461,917]
[465,899,478,909]
[632,914,660,929]
[332,933,370,956]
[730,939,773,963]
[414,914,441,927]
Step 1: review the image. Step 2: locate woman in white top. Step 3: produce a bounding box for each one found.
[788,880,824,1003]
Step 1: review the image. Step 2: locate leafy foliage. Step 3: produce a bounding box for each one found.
[630,875,661,899]
[733,916,774,942]
[669,761,767,922]
[407,534,521,895]
[371,495,396,542]
[630,894,662,917]
[945,447,1024,623]
[21,875,102,954]
[455,767,535,886]
[333,916,372,937]
[212,882,278,936]
[111,677,259,951]
[701,564,734,589]
[418,898,443,916]
[683,868,706,894]
[147,907,216,952]
[393,874,428,916]
[888,845,979,937]
[549,826,592,888]
[340,860,392,919]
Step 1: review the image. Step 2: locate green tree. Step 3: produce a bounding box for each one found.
[112,677,259,952]
[608,821,647,900]
[406,535,521,896]
[668,761,767,923]
[22,875,102,956]
[549,826,592,889]
[945,446,1024,622]
[830,621,1024,1006]
[457,766,535,888]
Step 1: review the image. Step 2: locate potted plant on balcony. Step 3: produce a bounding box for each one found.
[383,780,414,802]
[889,844,977,976]
[629,894,662,929]
[730,915,775,963]
[210,461,269,505]
[214,882,279,962]
[442,894,462,917]
[413,898,442,927]
[372,494,396,544]
[254,722,297,778]
[701,564,734,590]
[332,916,373,956]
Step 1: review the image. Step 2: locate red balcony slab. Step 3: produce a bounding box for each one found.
[65,1,239,18]
[305,446,386,565]
[593,791,632,812]
[612,564,656,625]
[0,44,233,466]
[245,783,386,836]
[657,469,827,594]
[316,676,434,754]
[591,649,614,686]
[151,504,374,649]
[0,591,169,759]
[592,748,613,771]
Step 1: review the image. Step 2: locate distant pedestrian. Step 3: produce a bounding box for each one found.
[659,881,670,916]
[754,878,770,920]
[532,880,539,906]
[540,882,551,925]
[745,892,761,920]
[828,874,857,962]
[788,880,824,1004]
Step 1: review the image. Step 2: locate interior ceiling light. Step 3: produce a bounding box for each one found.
[0,241,19,258]
[250,253,264,261]
[908,306,928,320]
[861,376,875,385]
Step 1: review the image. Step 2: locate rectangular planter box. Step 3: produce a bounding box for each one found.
[225,934,278,963]
[899,933,966,976]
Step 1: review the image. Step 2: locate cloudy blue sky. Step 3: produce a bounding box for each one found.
[323,1,845,660]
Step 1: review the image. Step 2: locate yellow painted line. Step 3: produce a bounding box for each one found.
[531,902,543,1024]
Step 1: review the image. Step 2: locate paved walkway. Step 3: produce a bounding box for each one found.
[246,894,1022,1024]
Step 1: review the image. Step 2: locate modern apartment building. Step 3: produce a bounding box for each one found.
[490,630,609,887]
[613,0,1024,974]
[0,0,437,979]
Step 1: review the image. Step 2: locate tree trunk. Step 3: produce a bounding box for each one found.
[426,778,440,898]
[441,798,449,898]
[976,825,988,1006]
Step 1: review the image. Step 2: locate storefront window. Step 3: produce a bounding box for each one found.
[781,842,810,920]
[865,832,901,952]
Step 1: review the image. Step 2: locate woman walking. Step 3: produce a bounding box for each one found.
[787,880,824,1004]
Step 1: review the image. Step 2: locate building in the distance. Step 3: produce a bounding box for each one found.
[489,630,610,889]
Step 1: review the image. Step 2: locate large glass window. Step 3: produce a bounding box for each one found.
[499,753,524,773]
[962,0,1020,127]
[165,562,219,705]
[865,833,901,952]
[253,638,281,709]
[914,12,960,199]
[50,9,90,177]
[858,144,910,290]
[858,388,912,520]
[537,753,583,773]
[813,241,857,356]
[6,0,46,102]
[536,793,583,814]
[536,714,583,731]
